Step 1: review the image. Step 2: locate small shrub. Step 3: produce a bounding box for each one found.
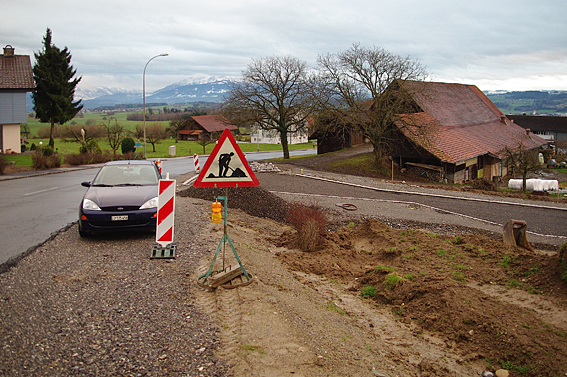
[287,203,327,252]
[65,152,113,166]
[298,219,320,252]
[80,140,102,154]
[41,146,54,156]
[31,150,48,169]
[121,137,136,154]
[46,154,61,169]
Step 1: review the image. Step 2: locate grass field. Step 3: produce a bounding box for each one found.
[12,137,315,167]
[13,109,315,167]
[24,111,169,137]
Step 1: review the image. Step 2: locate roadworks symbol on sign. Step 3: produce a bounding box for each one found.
[194,128,259,188]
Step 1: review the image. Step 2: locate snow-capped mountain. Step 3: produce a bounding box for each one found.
[76,77,235,110]
[74,87,139,101]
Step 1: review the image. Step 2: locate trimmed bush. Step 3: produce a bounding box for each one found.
[41,146,54,156]
[65,152,113,166]
[121,137,136,154]
[79,140,102,154]
[31,150,61,169]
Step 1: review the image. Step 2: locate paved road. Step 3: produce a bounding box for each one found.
[0,149,317,268]
[259,172,567,246]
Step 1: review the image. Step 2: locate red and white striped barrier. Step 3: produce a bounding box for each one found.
[156,179,175,247]
[193,154,200,174]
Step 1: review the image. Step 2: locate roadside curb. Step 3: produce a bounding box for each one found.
[0,165,102,182]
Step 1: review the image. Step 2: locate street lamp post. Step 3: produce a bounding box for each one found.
[143,53,168,159]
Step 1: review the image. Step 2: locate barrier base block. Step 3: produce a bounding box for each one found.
[151,243,177,259]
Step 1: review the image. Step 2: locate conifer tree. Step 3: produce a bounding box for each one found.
[32,28,83,148]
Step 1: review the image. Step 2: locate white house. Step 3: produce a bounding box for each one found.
[250,125,309,145]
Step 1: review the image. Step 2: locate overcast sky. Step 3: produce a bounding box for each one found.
[3,0,567,94]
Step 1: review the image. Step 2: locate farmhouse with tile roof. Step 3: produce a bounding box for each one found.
[391,81,548,183]
[178,114,237,141]
[0,45,35,154]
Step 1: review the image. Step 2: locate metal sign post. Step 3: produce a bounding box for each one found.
[195,129,258,288]
[197,190,252,288]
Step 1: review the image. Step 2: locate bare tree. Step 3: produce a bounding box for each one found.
[60,124,105,151]
[167,116,191,143]
[145,123,168,152]
[104,119,126,155]
[196,131,220,154]
[502,141,542,193]
[316,43,428,164]
[223,56,319,159]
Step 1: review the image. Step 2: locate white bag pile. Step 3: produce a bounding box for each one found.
[508,179,559,191]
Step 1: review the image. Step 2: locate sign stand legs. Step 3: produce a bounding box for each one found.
[198,189,252,289]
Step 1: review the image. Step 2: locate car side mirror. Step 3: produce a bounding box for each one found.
[81,182,91,187]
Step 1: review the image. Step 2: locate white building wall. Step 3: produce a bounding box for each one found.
[1,124,21,154]
[251,127,308,145]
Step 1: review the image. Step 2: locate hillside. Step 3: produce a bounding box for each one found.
[486,90,567,115]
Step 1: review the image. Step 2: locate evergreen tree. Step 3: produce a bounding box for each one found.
[32,28,83,148]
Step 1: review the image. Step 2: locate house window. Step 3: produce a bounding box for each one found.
[478,156,484,169]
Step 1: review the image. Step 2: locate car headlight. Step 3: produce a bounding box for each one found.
[140,197,158,210]
[83,199,101,210]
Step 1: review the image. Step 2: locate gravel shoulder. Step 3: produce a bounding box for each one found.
[0,198,231,376]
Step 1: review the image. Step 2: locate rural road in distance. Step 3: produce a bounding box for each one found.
[259,172,567,246]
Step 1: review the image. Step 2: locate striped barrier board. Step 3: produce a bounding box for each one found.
[193,154,200,174]
[156,179,175,248]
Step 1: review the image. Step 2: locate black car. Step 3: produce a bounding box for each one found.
[78,160,161,237]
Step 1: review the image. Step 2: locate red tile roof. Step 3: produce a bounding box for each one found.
[191,115,237,132]
[397,82,548,164]
[0,54,34,90]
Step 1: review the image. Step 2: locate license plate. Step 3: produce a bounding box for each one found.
[111,215,128,221]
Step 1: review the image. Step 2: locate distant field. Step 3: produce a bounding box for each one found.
[15,108,315,167]
[24,110,168,137]
[486,91,567,115]
[12,137,314,167]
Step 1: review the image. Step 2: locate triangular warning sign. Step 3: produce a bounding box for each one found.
[194,128,259,187]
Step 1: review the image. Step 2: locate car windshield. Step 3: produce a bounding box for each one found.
[92,165,159,186]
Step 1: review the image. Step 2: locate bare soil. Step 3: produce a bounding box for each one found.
[181,183,567,377]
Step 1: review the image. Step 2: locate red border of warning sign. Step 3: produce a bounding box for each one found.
[194,128,259,188]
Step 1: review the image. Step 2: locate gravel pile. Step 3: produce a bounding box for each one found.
[248,161,280,173]
[179,185,289,223]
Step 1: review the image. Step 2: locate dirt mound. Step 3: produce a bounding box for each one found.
[179,185,289,223]
[275,219,567,376]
